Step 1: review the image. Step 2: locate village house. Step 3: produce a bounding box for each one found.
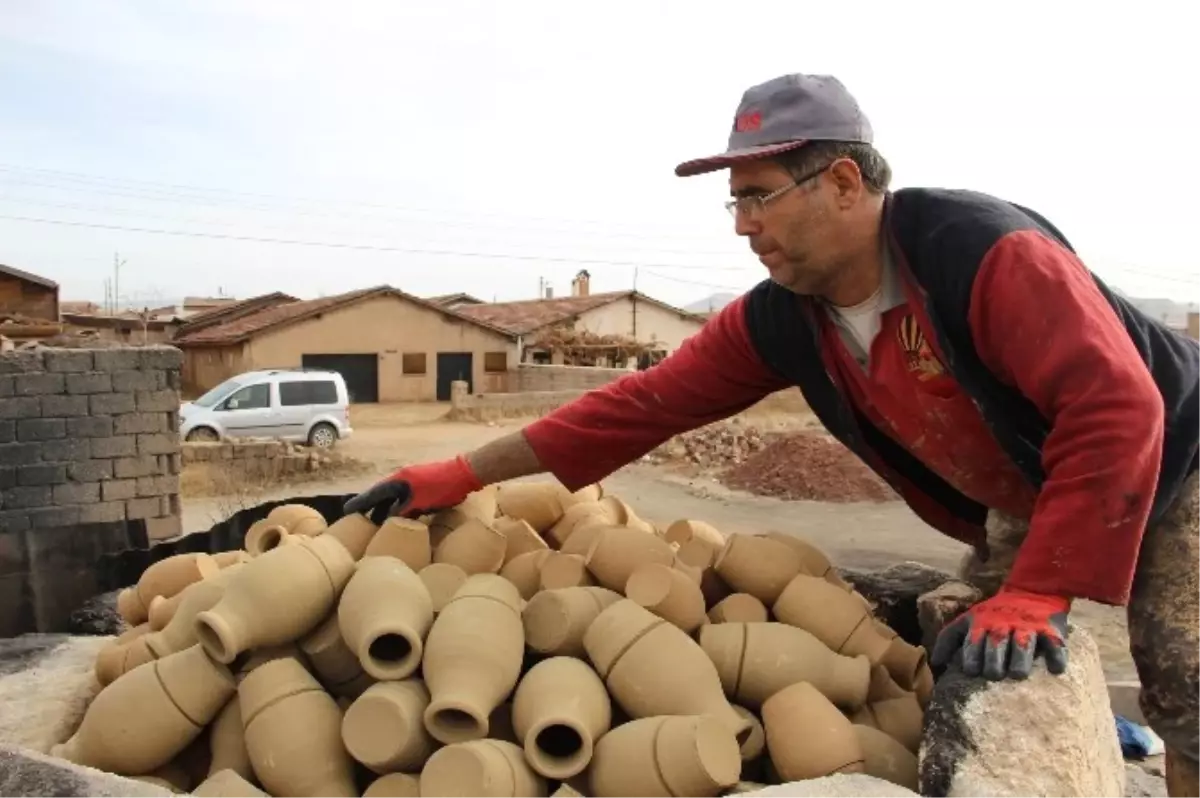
[0,263,63,345]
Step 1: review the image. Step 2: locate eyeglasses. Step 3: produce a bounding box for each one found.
[724,162,834,218]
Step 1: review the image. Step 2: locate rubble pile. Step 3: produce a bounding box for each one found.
[55,483,932,797]
[722,432,899,503]
[644,423,768,470]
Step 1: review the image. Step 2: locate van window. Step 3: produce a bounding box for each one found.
[280,380,339,406]
[223,383,270,410]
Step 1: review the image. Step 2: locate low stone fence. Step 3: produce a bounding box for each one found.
[447,383,583,422]
[181,439,337,479]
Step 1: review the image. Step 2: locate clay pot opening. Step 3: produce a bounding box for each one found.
[425,703,487,743]
[529,721,590,778]
[365,633,419,678]
[194,613,235,664]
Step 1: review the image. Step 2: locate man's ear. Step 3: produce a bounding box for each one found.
[827,158,865,208]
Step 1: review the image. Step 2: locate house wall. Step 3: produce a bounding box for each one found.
[180,344,250,397]
[61,319,178,346]
[1188,312,1199,341]
[575,298,704,354]
[245,295,517,401]
[0,274,58,321]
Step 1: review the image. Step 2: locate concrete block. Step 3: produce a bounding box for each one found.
[16,465,67,487]
[88,392,135,415]
[140,346,183,370]
[136,389,180,412]
[3,487,52,510]
[89,435,136,459]
[0,421,14,444]
[63,372,111,395]
[51,482,100,505]
[145,514,182,542]
[100,479,137,501]
[125,496,160,520]
[110,369,159,392]
[0,398,41,421]
[37,395,88,417]
[92,349,141,371]
[37,439,90,464]
[0,529,24,576]
[165,370,182,389]
[16,419,65,442]
[65,460,112,482]
[26,505,82,528]
[112,455,158,479]
[0,468,14,491]
[12,373,64,396]
[0,512,31,534]
[77,502,125,524]
[0,351,43,374]
[137,432,178,456]
[113,412,164,435]
[0,444,40,466]
[42,349,94,373]
[65,416,112,439]
[168,453,182,474]
[0,375,12,397]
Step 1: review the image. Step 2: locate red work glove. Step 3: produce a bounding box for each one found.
[342,455,483,522]
[930,586,1070,681]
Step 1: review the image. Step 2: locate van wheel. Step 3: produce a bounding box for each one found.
[186,427,220,443]
[308,422,338,449]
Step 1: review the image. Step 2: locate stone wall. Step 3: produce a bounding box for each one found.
[510,363,632,392]
[0,346,183,636]
[182,439,346,479]
[447,381,583,422]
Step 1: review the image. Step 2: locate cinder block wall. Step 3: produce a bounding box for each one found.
[0,345,184,636]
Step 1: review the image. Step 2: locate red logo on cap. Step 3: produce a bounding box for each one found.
[735,111,762,133]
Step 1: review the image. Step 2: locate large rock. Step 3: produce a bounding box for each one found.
[841,561,953,643]
[0,634,108,753]
[738,774,919,796]
[916,579,983,652]
[0,744,171,797]
[67,590,126,636]
[919,625,1125,797]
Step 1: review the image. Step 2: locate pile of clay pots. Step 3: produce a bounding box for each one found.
[57,480,931,797]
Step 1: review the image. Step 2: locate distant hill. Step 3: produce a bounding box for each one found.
[684,292,737,314]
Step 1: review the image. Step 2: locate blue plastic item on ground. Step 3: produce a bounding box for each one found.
[1116,714,1165,759]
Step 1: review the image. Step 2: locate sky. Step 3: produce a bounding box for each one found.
[0,1,1196,311]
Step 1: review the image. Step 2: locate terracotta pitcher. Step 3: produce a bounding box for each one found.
[854,692,923,752]
[664,519,725,551]
[231,642,307,685]
[419,562,468,613]
[772,574,891,663]
[495,516,549,563]
[239,656,357,797]
[496,482,564,532]
[762,681,865,781]
[500,549,553,599]
[338,556,434,680]
[512,656,612,780]
[853,724,919,791]
[141,564,243,665]
[324,512,380,560]
[588,715,741,798]
[422,574,525,744]
[363,773,421,798]
[52,644,235,775]
[265,503,328,536]
[584,599,750,744]
[625,563,707,633]
[206,696,254,783]
[429,487,498,548]
[673,540,734,607]
[363,517,432,570]
[713,535,804,604]
[195,533,356,664]
[880,638,927,691]
[545,502,611,549]
[117,586,150,625]
[699,622,871,710]
[299,613,372,697]
[707,593,768,624]
[94,622,151,686]
[133,552,220,621]
[192,769,269,798]
[342,679,436,773]
[213,550,250,569]
[557,521,606,558]
[433,518,506,575]
[762,531,845,584]
[420,739,547,797]
[539,552,596,590]
[523,586,622,657]
[868,664,908,701]
[584,526,675,592]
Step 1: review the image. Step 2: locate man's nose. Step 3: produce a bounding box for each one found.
[734,211,761,237]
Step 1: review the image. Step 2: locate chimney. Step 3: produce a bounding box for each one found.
[571,269,591,297]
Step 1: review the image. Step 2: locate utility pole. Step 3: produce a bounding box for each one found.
[112,252,126,314]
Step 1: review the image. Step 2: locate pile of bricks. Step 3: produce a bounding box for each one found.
[0,346,183,538]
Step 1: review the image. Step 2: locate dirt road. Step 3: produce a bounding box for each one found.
[181,404,1134,681]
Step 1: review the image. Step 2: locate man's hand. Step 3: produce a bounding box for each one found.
[931,586,1070,680]
[343,455,483,523]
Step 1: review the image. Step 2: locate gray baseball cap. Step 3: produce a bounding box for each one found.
[675,74,873,177]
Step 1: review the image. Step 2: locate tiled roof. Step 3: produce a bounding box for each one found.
[0,263,58,290]
[428,292,485,306]
[454,291,633,335]
[174,285,516,346]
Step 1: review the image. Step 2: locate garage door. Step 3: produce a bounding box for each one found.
[300,354,379,403]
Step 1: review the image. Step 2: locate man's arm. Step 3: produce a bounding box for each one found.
[514,295,790,491]
[969,229,1165,605]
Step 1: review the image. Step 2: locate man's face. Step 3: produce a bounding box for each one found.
[728,158,850,296]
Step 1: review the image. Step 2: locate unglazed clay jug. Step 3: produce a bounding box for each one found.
[699,622,871,710]
[713,535,804,604]
[868,664,907,701]
[557,521,607,558]
[239,656,357,797]
[206,696,254,782]
[495,516,549,563]
[584,526,674,591]
[673,540,734,607]
[52,644,235,775]
[141,564,242,663]
[512,656,612,779]
[433,518,506,575]
[213,550,250,569]
[231,642,307,684]
[880,638,927,691]
[772,574,891,663]
[545,502,611,549]
[584,599,750,743]
[363,772,421,798]
[299,612,372,697]
[338,556,434,680]
[342,679,437,773]
[117,586,150,625]
[192,769,269,798]
[419,562,468,613]
[664,519,725,551]
[420,739,547,797]
[522,586,622,656]
[853,724,919,791]
[707,593,769,624]
[588,715,741,798]
[762,531,843,581]
[422,574,525,744]
[496,482,564,532]
[324,512,380,560]
[266,503,328,537]
[539,552,595,590]
[500,549,553,600]
[195,533,355,664]
[914,661,934,707]
[762,681,865,781]
[94,622,150,686]
[733,705,765,762]
[364,516,432,570]
[625,563,707,633]
[134,552,220,618]
[853,693,923,752]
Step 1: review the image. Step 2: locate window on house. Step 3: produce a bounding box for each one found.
[402,353,427,374]
[484,352,508,373]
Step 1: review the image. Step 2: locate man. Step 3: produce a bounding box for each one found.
[347,74,1199,792]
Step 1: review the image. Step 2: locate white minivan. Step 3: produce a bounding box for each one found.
[179,368,353,448]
